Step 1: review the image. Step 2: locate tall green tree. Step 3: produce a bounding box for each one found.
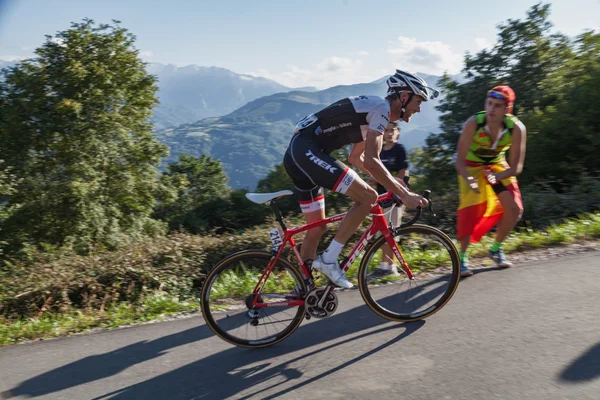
[415,3,572,192]
[155,154,232,233]
[522,30,600,183]
[0,19,167,253]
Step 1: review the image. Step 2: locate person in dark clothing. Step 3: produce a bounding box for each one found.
[370,122,409,277]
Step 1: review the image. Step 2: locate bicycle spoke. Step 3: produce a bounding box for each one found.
[255,318,296,326]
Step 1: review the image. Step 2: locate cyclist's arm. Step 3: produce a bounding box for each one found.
[348,141,371,175]
[497,121,527,180]
[455,116,477,181]
[363,129,411,198]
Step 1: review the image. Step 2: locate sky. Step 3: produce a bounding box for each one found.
[0,0,598,89]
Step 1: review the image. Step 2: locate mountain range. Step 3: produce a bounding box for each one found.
[147,63,318,129]
[1,58,452,190]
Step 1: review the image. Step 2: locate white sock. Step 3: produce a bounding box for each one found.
[322,239,344,264]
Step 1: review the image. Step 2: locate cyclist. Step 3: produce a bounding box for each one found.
[455,85,527,277]
[283,69,436,288]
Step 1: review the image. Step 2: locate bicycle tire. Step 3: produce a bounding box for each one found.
[201,250,307,348]
[357,224,460,322]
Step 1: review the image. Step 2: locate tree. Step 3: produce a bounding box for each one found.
[415,3,572,192]
[155,154,232,233]
[0,19,167,253]
[522,30,600,183]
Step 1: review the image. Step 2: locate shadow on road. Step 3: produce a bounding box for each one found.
[5,298,425,400]
[559,342,600,383]
[93,303,424,400]
[2,324,209,399]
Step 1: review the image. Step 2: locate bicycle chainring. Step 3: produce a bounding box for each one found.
[305,287,338,319]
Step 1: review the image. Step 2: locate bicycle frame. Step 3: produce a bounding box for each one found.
[250,191,414,309]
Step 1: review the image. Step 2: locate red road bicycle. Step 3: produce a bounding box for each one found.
[201,189,460,348]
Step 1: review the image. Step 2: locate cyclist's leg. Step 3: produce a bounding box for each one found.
[297,186,327,261]
[283,142,327,261]
[315,172,377,287]
[284,135,377,287]
[331,176,378,244]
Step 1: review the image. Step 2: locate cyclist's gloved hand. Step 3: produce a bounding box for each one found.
[401,191,429,209]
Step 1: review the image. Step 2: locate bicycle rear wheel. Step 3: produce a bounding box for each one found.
[358,224,460,322]
[201,250,306,348]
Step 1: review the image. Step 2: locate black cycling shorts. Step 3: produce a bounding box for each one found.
[283,133,358,213]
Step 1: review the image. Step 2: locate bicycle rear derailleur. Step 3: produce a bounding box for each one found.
[305,287,338,319]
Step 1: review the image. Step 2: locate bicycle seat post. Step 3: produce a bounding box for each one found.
[269,199,287,231]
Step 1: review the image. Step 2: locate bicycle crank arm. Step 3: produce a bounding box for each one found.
[317,286,333,308]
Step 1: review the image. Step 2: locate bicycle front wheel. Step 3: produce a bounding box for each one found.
[200,250,306,348]
[358,224,460,322]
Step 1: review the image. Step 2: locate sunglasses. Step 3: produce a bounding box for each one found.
[488,90,507,100]
[425,86,440,100]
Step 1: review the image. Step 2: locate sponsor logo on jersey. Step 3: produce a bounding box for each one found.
[322,122,352,134]
[305,150,338,173]
[377,124,386,131]
[315,126,323,135]
[295,113,318,132]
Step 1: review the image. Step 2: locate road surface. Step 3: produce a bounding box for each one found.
[1,251,599,399]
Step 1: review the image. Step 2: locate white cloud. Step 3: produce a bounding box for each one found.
[247,37,471,88]
[247,56,377,89]
[387,36,463,75]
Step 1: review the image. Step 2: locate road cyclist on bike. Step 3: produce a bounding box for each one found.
[283,69,439,289]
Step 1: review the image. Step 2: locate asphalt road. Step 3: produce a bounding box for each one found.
[1,251,599,399]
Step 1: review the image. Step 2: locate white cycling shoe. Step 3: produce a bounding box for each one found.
[312,254,354,289]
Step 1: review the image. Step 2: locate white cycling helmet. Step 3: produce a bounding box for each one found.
[386,69,440,101]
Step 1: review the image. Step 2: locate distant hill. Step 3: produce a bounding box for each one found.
[147,63,317,128]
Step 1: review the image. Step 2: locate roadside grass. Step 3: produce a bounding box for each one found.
[2,212,599,346]
[0,294,199,346]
